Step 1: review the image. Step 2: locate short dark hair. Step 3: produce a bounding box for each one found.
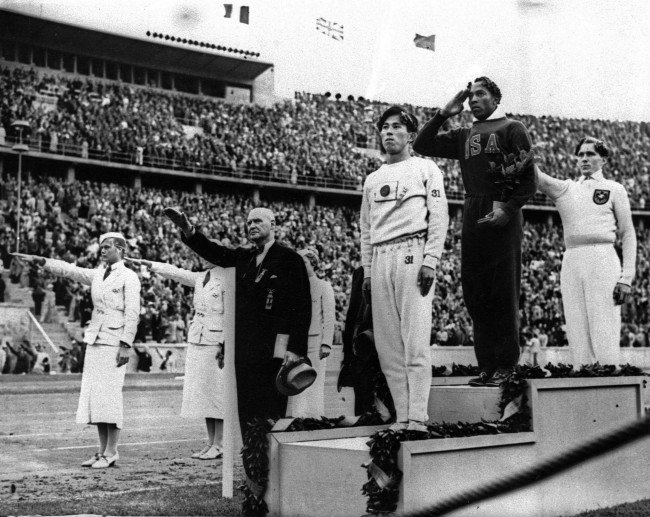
[473,76,502,104]
[574,136,610,158]
[376,106,419,133]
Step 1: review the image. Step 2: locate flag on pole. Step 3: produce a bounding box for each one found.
[316,17,344,41]
[414,33,436,51]
[224,4,249,23]
[240,6,249,24]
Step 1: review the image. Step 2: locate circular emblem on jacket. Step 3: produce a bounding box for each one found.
[380,185,390,197]
[593,189,610,205]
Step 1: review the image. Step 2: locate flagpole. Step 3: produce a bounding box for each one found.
[221,268,238,499]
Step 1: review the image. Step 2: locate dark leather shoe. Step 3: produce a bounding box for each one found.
[485,368,514,387]
[468,371,491,386]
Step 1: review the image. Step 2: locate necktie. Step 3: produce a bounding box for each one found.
[203,270,211,287]
[255,245,265,266]
[103,267,111,281]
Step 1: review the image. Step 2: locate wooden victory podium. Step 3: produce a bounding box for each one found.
[265,376,648,517]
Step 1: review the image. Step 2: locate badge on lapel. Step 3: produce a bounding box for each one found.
[265,288,275,310]
[112,288,120,293]
[593,189,610,205]
[255,269,267,283]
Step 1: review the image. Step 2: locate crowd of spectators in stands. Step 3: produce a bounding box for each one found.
[0,318,64,375]
[1,173,649,362]
[2,64,650,207]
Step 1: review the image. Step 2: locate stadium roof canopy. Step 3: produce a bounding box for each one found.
[0,8,273,81]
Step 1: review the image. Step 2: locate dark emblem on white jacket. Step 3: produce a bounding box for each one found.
[593,189,610,205]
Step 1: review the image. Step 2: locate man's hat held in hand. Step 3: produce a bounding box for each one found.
[276,357,317,396]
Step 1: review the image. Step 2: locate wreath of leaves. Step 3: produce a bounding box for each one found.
[240,418,273,517]
[240,363,645,516]
[240,411,386,515]
[432,363,480,377]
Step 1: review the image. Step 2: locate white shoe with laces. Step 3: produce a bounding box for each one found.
[407,420,428,434]
[198,445,223,460]
[389,421,408,432]
[192,445,212,459]
[91,452,119,469]
[81,453,101,467]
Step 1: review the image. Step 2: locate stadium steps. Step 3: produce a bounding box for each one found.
[39,318,74,353]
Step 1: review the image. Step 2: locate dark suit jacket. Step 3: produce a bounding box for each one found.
[338,266,373,388]
[183,230,311,365]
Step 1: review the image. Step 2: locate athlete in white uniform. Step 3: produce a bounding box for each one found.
[360,106,449,433]
[536,137,636,366]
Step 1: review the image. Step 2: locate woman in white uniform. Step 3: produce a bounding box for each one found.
[126,257,225,460]
[287,248,335,418]
[14,232,140,469]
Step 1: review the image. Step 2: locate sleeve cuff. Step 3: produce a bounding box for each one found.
[422,255,439,270]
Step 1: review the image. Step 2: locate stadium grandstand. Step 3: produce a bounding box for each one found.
[1,6,649,376]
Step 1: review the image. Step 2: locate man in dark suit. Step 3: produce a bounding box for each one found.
[338,266,395,418]
[338,266,374,414]
[165,206,311,432]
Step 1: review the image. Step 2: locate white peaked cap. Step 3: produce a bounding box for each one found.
[99,232,127,247]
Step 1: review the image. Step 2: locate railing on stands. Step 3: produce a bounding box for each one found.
[0,136,538,205]
[1,135,372,192]
[2,136,648,210]
[26,310,59,354]
[24,310,61,373]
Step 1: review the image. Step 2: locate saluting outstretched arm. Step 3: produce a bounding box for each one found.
[12,253,97,285]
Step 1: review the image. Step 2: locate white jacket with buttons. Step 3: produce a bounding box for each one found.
[307,277,335,347]
[44,259,141,346]
[150,262,225,346]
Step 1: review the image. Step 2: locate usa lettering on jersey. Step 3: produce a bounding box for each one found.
[464,132,501,159]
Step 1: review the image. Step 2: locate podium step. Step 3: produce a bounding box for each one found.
[428,385,502,423]
[267,377,649,517]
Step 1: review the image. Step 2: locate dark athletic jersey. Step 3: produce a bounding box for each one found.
[414,111,536,219]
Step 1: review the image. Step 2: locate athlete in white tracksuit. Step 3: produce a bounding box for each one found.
[360,106,449,429]
[536,137,636,366]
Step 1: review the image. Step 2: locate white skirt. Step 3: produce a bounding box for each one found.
[180,343,224,419]
[76,344,127,429]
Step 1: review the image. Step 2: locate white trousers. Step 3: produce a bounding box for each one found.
[561,244,621,366]
[286,335,327,418]
[371,236,433,423]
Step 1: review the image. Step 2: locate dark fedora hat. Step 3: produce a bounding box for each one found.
[276,357,317,396]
